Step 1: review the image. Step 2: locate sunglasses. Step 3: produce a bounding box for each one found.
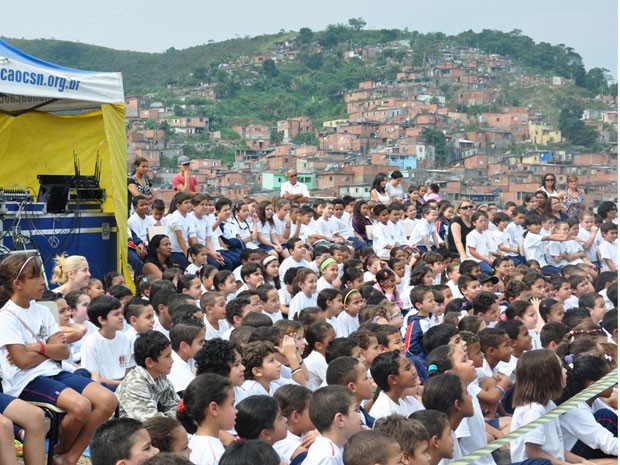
[289,174,297,178]
[545,178,554,181]
[461,205,474,210]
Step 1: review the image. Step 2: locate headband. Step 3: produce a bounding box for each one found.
[343,288,359,305]
[319,257,336,272]
[263,255,278,267]
[15,256,35,281]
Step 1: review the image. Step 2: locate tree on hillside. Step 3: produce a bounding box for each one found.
[262,59,279,78]
[422,128,449,167]
[558,104,599,147]
[348,17,367,31]
[298,27,314,44]
[584,67,613,95]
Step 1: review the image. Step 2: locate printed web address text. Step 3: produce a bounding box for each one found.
[0,68,80,93]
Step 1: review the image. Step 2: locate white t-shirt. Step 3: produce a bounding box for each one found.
[409,219,435,248]
[368,390,424,420]
[279,257,313,283]
[304,350,328,391]
[466,229,493,262]
[289,292,318,319]
[523,232,550,268]
[204,317,230,341]
[167,210,197,254]
[316,276,334,294]
[337,311,359,337]
[303,435,343,465]
[600,240,618,271]
[0,300,63,396]
[327,316,347,338]
[169,350,195,394]
[188,435,225,465]
[455,383,495,465]
[81,330,133,380]
[510,401,564,463]
[189,212,211,246]
[561,401,617,455]
[373,222,395,257]
[315,217,340,242]
[128,213,155,244]
[492,228,518,256]
[577,226,601,262]
[274,430,303,463]
[257,220,276,245]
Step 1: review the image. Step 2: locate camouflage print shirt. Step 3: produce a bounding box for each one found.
[116,365,180,422]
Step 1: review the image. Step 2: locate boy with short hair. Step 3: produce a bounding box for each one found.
[472,292,500,328]
[305,385,361,465]
[201,291,229,340]
[90,418,159,465]
[124,296,156,344]
[409,410,454,465]
[601,309,617,344]
[476,328,512,400]
[81,296,133,387]
[343,430,401,465]
[506,206,527,256]
[151,199,166,226]
[374,414,430,465]
[578,292,608,325]
[564,274,594,310]
[223,297,253,338]
[373,324,405,354]
[237,262,264,295]
[496,319,531,383]
[599,222,618,272]
[492,211,519,260]
[315,201,346,245]
[152,289,176,339]
[458,274,481,311]
[424,251,446,285]
[240,340,282,397]
[326,356,375,428]
[539,321,570,350]
[369,350,423,420]
[404,286,436,360]
[279,238,313,283]
[169,321,205,394]
[116,330,179,421]
[127,194,155,245]
[257,283,283,323]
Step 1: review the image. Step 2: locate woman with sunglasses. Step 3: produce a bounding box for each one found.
[597,201,617,224]
[540,173,559,196]
[446,199,475,261]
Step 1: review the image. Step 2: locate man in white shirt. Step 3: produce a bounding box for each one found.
[280,169,310,203]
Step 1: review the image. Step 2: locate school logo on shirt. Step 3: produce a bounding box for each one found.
[38,325,49,339]
[119,355,127,367]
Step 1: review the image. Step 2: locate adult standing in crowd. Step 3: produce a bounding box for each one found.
[127,157,154,211]
[446,199,475,261]
[370,173,391,205]
[172,156,199,195]
[560,175,586,219]
[280,169,310,203]
[539,173,559,196]
[385,170,405,202]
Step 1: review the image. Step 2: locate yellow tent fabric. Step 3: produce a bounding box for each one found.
[0,103,128,281]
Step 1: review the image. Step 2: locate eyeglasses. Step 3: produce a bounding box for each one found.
[461,205,474,210]
[289,174,297,178]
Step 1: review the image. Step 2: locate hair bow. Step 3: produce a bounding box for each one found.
[176,400,186,413]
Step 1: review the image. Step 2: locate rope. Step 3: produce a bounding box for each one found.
[451,368,618,465]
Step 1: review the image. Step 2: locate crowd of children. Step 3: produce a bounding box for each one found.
[0,186,617,465]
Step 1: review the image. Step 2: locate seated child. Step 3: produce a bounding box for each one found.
[303,322,336,391]
[143,416,192,459]
[81,295,134,388]
[240,341,282,397]
[304,385,361,465]
[90,418,158,465]
[235,395,287,446]
[410,410,454,465]
[369,350,423,420]
[374,414,430,465]
[169,320,205,394]
[273,384,315,462]
[202,292,230,340]
[326,356,375,428]
[343,430,401,465]
[116,330,179,421]
[178,374,236,465]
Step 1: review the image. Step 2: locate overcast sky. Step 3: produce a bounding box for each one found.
[2,0,617,79]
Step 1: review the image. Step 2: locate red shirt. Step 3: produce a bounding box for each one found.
[172,174,199,192]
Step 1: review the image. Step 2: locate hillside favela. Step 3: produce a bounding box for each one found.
[8,23,616,206]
